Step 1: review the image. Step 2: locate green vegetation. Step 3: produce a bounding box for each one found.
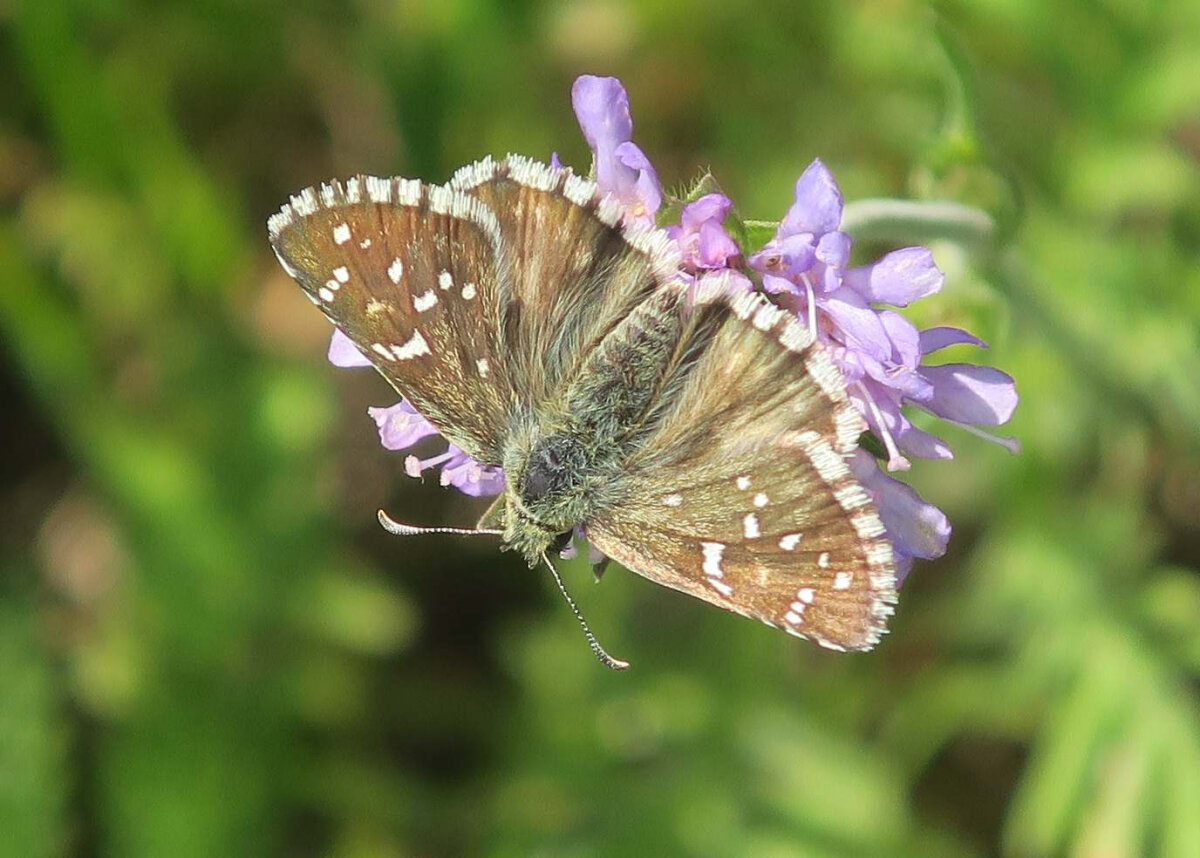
[1,1,1198,856]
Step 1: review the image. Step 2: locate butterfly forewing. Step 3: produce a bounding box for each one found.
[451,155,681,408]
[268,177,513,463]
[587,291,897,651]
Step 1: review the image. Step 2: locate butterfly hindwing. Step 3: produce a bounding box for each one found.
[268,177,513,463]
[587,291,897,651]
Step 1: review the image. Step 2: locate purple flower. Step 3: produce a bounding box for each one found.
[666,194,741,270]
[328,328,372,367]
[663,193,754,303]
[416,446,506,497]
[398,436,505,497]
[571,75,662,225]
[368,400,440,450]
[749,159,1018,471]
[849,450,950,586]
[326,329,505,497]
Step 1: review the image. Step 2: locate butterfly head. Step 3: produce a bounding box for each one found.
[501,428,600,566]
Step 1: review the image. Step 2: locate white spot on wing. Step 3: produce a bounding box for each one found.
[391,330,430,361]
[461,282,477,300]
[743,513,760,539]
[438,270,453,290]
[797,588,815,604]
[333,266,349,283]
[701,542,725,575]
[476,358,489,377]
[818,552,831,568]
[333,223,351,245]
[359,238,372,249]
[701,542,725,579]
[779,533,802,551]
[736,475,751,490]
[318,287,334,302]
[370,343,393,361]
[388,258,404,284]
[413,290,438,313]
[834,572,853,590]
[753,492,769,508]
[661,493,683,507]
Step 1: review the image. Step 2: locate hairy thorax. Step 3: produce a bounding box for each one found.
[501,285,686,564]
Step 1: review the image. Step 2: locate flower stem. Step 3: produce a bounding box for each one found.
[840,199,995,252]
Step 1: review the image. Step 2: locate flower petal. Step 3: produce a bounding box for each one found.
[696,219,739,268]
[571,75,632,165]
[328,329,372,367]
[918,364,1019,426]
[368,400,441,451]
[878,310,922,370]
[820,290,891,361]
[749,234,816,275]
[896,423,954,460]
[850,450,950,562]
[681,193,733,230]
[781,159,843,236]
[814,230,851,270]
[440,453,505,497]
[843,247,944,306]
[919,326,988,354]
[761,272,803,297]
[614,141,662,217]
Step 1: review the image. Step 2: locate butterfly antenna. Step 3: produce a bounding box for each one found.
[377,509,503,538]
[540,553,630,671]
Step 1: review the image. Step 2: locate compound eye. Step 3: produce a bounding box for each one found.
[522,460,554,501]
[521,444,561,502]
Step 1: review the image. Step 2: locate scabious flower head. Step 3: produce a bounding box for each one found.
[749,159,1017,474]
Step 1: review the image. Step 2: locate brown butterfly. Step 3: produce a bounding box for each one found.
[268,155,896,668]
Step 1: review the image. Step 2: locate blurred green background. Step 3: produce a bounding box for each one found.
[2,1,1199,856]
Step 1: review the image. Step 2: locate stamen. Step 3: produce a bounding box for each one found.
[856,381,911,471]
[945,419,1023,455]
[404,449,455,479]
[801,272,819,342]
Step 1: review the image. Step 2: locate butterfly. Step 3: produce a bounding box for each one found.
[268,154,897,665]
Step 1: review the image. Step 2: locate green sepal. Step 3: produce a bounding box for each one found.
[656,170,726,230]
[740,220,780,254]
